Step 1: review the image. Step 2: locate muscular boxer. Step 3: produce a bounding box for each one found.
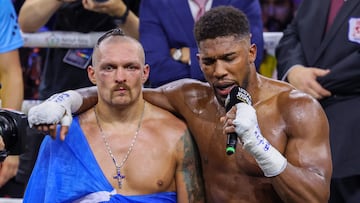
[28,6,332,203]
[24,29,204,202]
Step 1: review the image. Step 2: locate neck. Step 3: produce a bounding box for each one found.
[243,69,263,105]
[95,99,146,124]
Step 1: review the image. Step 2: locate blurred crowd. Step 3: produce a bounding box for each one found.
[13,0,302,100]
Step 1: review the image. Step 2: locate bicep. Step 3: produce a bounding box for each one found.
[284,99,331,176]
[270,96,332,202]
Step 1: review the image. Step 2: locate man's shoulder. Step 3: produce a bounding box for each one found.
[145,102,188,138]
[258,80,328,142]
[160,78,212,96]
[164,78,210,88]
[272,88,327,129]
[278,88,321,108]
[269,86,322,112]
[147,102,186,124]
[259,77,323,113]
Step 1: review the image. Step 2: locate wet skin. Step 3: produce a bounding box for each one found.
[142,36,332,203]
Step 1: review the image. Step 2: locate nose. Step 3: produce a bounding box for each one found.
[115,67,127,83]
[213,60,227,79]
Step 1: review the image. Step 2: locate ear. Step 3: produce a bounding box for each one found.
[142,64,150,84]
[87,65,97,85]
[197,53,204,71]
[249,43,257,64]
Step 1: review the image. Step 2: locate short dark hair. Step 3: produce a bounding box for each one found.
[92,28,145,65]
[96,28,125,47]
[194,6,250,44]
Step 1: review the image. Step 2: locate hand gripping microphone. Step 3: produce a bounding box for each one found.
[225,86,252,155]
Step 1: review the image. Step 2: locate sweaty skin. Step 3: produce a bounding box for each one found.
[35,10,332,202]
[143,79,331,202]
[57,36,332,202]
[141,33,331,202]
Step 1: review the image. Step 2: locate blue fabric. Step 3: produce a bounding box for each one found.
[23,116,176,203]
[104,192,176,203]
[0,0,24,53]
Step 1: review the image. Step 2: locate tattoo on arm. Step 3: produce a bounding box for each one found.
[180,129,205,202]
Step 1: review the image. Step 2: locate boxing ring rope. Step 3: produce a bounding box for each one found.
[20,31,283,50]
[18,31,283,114]
[17,30,277,111]
[21,31,104,48]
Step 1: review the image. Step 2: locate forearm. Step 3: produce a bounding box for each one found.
[273,164,330,203]
[117,11,139,40]
[0,72,24,110]
[96,0,139,40]
[18,0,62,32]
[74,86,98,114]
[0,51,23,110]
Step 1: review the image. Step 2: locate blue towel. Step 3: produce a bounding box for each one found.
[23,116,176,203]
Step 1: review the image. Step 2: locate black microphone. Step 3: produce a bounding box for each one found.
[225,86,252,155]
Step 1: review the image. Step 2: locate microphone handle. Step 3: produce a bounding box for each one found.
[226,132,238,155]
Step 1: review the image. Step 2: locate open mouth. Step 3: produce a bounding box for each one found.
[214,83,237,98]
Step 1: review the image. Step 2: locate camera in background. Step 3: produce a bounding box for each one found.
[0,109,28,156]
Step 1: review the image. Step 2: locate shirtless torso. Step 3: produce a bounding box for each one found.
[79,101,203,200]
[144,75,332,203]
[24,29,205,203]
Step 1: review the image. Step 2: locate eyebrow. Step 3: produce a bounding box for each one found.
[201,51,238,61]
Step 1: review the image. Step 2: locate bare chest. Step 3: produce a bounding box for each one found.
[84,128,177,194]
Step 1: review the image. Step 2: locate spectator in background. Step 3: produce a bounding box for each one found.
[260,0,295,32]
[276,0,360,202]
[292,0,302,11]
[258,0,296,78]
[18,0,140,100]
[0,0,25,198]
[139,1,264,87]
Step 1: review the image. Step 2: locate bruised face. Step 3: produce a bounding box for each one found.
[197,35,256,106]
[88,37,149,107]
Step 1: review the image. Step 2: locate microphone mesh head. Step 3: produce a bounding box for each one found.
[225,86,252,112]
